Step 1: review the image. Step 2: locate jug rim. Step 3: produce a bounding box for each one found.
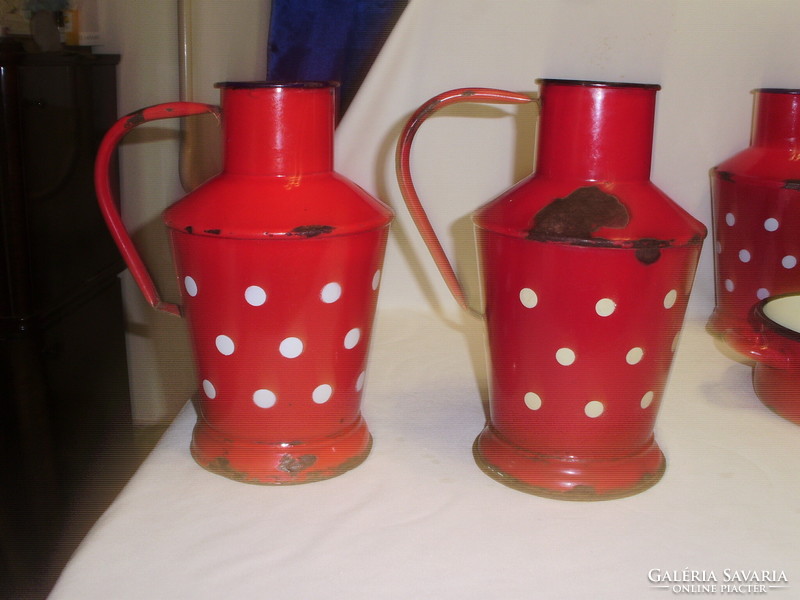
[754,293,800,342]
[538,78,660,91]
[753,88,800,95]
[214,81,340,89]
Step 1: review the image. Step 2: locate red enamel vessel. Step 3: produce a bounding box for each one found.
[397,80,706,500]
[95,82,393,484]
[745,293,800,426]
[708,89,800,353]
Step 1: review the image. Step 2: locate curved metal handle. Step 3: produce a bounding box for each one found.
[723,325,792,370]
[395,88,533,317]
[94,102,221,316]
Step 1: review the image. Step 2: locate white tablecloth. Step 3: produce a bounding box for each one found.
[49,310,799,599]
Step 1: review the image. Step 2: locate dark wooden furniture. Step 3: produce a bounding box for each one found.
[0,41,132,598]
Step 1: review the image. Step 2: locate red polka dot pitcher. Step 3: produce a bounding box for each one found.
[708,89,800,354]
[95,82,393,484]
[397,80,706,500]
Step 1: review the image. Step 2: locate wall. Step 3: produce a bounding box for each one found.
[96,0,270,423]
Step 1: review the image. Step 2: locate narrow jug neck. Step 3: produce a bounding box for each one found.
[217,82,335,176]
[751,89,800,149]
[535,80,660,182]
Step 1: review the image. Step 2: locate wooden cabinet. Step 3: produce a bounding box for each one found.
[0,41,132,597]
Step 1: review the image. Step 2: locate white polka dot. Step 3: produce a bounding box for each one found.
[524,392,542,410]
[739,249,751,263]
[312,384,333,404]
[641,391,654,409]
[585,401,604,418]
[184,276,198,297]
[764,218,780,232]
[215,335,235,356]
[556,347,576,366]
[715,241,722,254]
[356,371,366,392]
[783,255,797,269]
[519,287,538,309]
[344,328,361,349]
[372,270,382,290]
[725,212,735,226]
[253,389,277,409]
[321,282,342,303]
[595,298,616,317]
[725,279,735,292]
[626,347,644,365]
[244,285,267,306]
[279,337,303,358]
[663,289,678,309]
[202,379,216,399]
[756,288,770,300]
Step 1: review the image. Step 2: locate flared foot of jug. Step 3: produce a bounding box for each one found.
[472,426,665,501]
[190,414,372,485]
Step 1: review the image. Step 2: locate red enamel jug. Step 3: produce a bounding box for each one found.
[708,89,800,354]
[397,80,706,500]
[95,82,393,484]
[746,293,800,426]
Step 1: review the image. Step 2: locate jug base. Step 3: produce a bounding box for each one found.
[190,414,373,485]
[473,427,665,501]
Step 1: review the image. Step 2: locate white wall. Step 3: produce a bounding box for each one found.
[97,0,270,423]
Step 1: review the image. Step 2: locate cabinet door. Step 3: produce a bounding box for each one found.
[20,61,123,314]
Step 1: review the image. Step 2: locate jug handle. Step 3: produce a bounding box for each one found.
[94,102,221,317]
[395,88,533,317]
[724,325,792,370]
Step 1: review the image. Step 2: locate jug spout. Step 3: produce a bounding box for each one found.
[534,79,660,182]
[751,88,800,149]
[216,81,336,176]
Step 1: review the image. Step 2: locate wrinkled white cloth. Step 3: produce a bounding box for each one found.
[49,310,800,599]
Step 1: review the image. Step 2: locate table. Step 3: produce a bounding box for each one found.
[48,310,799,599]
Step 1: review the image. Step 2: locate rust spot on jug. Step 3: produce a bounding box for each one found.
[290,225,335,238]
[184,226,193,234]
[278,454,317,474]
[416,99,442,121]
[527,186,679,265]
[632,238,667,265]
[125,110,146,128]
[204,228,222,235]
[204,456,250,482]
[528,186,630,241]
[716,170,734,182]
[784,179,800,190]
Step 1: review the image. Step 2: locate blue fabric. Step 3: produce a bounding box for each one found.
[267,0,408,121]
